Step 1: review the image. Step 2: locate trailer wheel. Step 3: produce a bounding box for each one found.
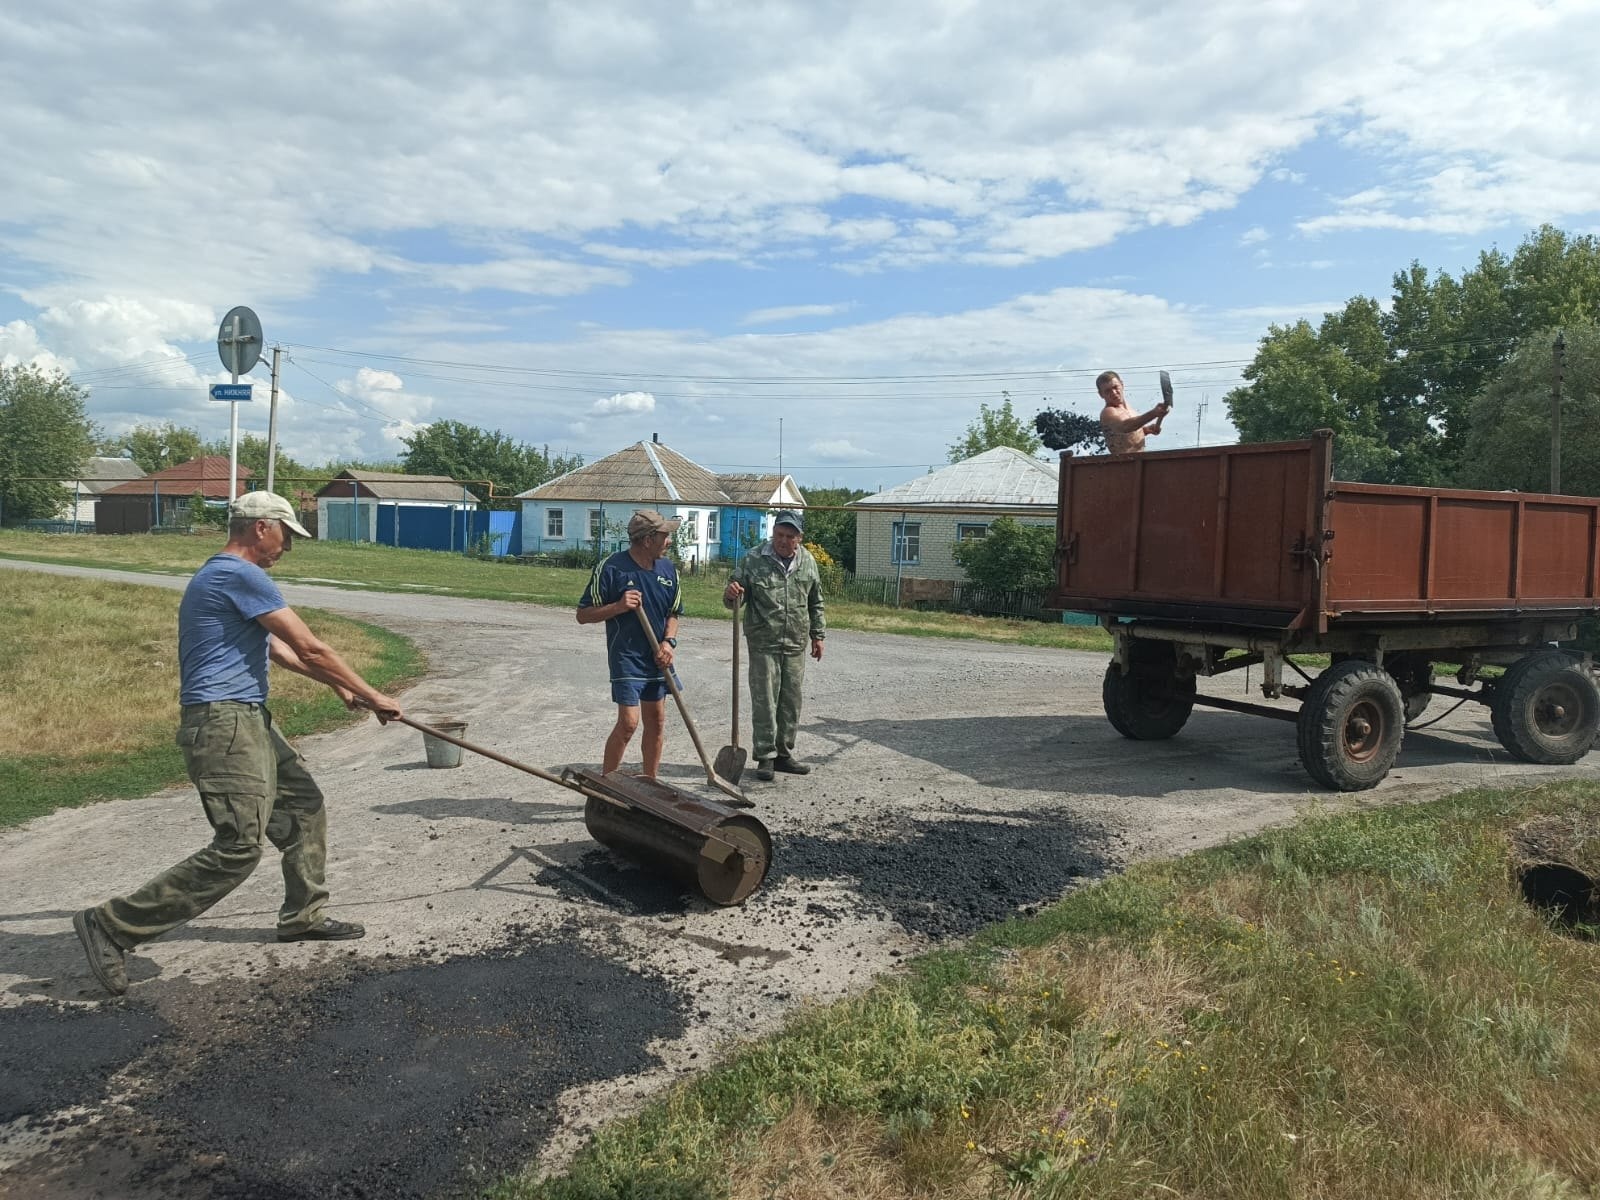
[1103,643,1195,740]
[1489,651,1600,764]
[1296,660,1405,791]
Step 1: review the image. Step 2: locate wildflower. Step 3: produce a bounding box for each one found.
[966,1140,976,1151]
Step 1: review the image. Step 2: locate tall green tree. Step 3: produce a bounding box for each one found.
[950,516,1055,592]
[0,364,95,522]
[116,422,205,473]
[1229,225,1600,485]
[203,433,315,501]
[947,393,1043,462]
[1458,324,1600,497]
[400,420,582,504]
[795,485,870,571]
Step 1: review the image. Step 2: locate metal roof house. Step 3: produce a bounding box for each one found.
[850,446,1059,583]
[516,439,803,563]
[313,470,492,551]
[96,456,253,534]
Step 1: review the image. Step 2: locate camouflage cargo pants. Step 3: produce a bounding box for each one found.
[747,649,806,762]
[95,701,329,948]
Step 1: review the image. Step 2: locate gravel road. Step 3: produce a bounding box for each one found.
[2,558,1595,1197]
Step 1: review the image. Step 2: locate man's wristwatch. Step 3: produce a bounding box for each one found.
[664,637,677,648]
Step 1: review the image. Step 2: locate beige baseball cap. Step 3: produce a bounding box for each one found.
[231,490,312,538]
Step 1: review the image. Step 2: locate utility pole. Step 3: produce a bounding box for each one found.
[778,417,784,477]
[1551,332,1566,494]
[265,345,282,491]
[1195,395,1209,447]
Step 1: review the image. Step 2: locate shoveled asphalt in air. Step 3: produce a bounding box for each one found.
[3,810,1115,1199]
[0,923,686,1200]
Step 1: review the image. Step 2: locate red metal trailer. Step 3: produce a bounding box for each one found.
[1051,431,1600,789]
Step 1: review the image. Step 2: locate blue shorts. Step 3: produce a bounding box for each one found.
[612,676,673,706]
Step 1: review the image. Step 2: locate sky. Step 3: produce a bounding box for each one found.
[3,0,1598,494]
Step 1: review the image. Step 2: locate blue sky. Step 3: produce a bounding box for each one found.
[3,0,1597,493]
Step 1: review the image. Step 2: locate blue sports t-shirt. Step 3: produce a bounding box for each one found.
[579,550,683,685]
[177,554,287,705]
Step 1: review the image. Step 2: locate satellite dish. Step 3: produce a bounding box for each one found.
[217,306,264,375]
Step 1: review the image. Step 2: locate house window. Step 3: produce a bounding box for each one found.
[589,509,603,540]
[706,511,719,542]
[546,509,564,538]
[956,522,989,541]
[683,512,698,541]
[892,521,922,565]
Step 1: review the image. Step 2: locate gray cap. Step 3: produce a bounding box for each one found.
[231,490,311,538]
[772,509,803,533]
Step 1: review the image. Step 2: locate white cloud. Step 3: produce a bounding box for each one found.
[1239,226,1270,245]
[740,302,852,326]
[809,439,876,461]
[593,390,656,415]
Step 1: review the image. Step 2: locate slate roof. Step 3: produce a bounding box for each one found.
[101,456,251,500]
[69,457,146,494]
[314,470,481,504]
[717,473,805,506]
[852,446,1059,508]
[518,442,729,505]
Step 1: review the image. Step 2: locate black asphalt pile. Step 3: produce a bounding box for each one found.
[6,928,686,1200]
[0,1001,167,1124]
[779,807,1117,938]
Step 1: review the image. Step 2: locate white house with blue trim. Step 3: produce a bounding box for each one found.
[515,437,803,565]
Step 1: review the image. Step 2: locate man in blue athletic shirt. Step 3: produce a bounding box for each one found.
[577,508,684,777]
[72,491,404,997]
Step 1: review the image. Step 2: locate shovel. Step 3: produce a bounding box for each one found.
[713,597,748,784]
[634,607,752,808]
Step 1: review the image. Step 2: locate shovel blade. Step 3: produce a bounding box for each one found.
[713,744,747,785]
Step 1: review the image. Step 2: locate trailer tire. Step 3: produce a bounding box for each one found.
[1296,660,1405,791]
[1489,651,1600,764]
[1103,644,1195,741]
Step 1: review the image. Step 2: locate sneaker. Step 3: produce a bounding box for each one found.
[277,918,365,943]
[774,757,811,775]
[73,909,128,997]
[755,758,775,781]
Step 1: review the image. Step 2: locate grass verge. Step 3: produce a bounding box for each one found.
[499,782,1600,1200]
[0,530,1112,652]
[0,569,425,828]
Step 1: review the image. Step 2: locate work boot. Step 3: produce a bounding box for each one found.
[73,909,128,997]
[774,756,811,775]
[755,758,775,781]
[278,917,365,943]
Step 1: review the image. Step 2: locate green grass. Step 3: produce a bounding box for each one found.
[0,568,425,827]
[0,529,1112,652]
[499,782,1600,1200]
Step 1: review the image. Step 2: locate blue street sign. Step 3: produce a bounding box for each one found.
[209,383,253,402]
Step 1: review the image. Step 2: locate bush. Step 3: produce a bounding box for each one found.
[950,516,1055,592]
[806,541,845,594]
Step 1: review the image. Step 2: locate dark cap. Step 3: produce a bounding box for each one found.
[772,509,803,533]
[628,508,682,540]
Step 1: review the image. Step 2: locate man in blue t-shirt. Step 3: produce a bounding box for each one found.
[72,491,404,997]
[577,508,684,777]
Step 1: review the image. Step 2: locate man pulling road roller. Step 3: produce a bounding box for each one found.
[73,491,404,997]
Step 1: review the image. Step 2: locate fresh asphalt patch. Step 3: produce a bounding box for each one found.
[1,924,685,1199]
[780,806,1117,938]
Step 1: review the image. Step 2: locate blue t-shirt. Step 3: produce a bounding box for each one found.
[579,550,683,684]
[177,554,287,705]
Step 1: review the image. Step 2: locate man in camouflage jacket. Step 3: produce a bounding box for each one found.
[722,510,826,781]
